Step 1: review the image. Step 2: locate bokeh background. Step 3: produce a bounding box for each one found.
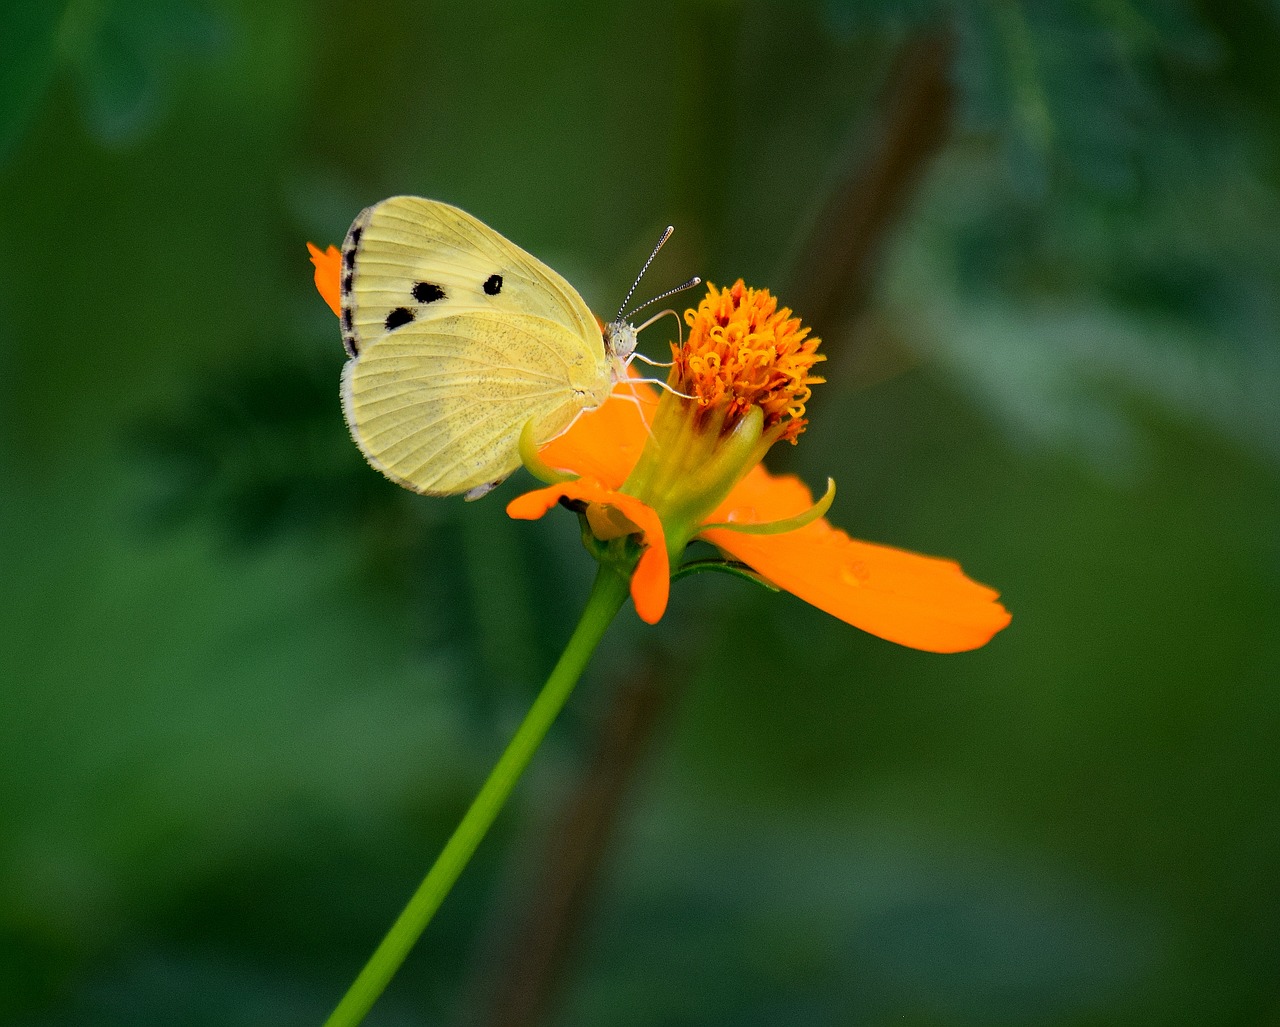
[3,1,1279,1024]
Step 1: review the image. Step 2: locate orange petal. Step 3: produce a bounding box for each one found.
[630,544,670,625]
[307,242,342,318]
[507,477,672,623]
[702,469,1011,653]
[538,376,658,489]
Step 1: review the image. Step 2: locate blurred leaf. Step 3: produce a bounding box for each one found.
[891,282,1280,478]
[821,0,946,37]
[0,0,230,154]
[0,1,64,163]
[74,5,162,146]
[69,0,227,147]
[129,348,397,546]
[873,131,1280,478]
[567,817,1158,1026]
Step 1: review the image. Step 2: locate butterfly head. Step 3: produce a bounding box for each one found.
[609,224,700,369]
[604,319,639,364]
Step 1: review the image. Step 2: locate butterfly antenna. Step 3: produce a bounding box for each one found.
[615,225,674,322]
[625,308,682,355]
[623,276,702,322]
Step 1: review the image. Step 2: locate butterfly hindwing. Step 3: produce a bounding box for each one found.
[342,309,604,496]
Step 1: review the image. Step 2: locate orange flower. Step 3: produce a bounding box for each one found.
[306,245,1010,652]
[510,281,1011,653]
[673,280,825,442]
[506,477,671,625]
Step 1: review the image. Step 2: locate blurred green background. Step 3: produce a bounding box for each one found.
[2,1,1278,1024]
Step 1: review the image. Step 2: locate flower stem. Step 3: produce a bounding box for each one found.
[323,565,632,1027]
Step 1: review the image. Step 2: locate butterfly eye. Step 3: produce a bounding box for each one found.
[483,274,503,296]
[413,282,446,303]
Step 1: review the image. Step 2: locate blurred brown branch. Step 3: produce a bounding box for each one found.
[786,29,954,338]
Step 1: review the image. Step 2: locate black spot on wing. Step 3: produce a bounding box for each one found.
[350,226,362,245]
[343,247,356,269]
[341,273,353,294]
[342,308,353,331]
[413,281,446,303]
[385,307,415,331]
[483,274,503,296]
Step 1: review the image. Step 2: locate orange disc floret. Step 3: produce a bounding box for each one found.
[673,279,825,443]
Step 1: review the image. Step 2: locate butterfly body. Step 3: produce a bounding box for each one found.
[339,197,627,498]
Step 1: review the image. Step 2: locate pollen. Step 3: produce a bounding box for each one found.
[673,280,825,442]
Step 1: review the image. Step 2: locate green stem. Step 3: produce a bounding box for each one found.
[323,565,632,1027]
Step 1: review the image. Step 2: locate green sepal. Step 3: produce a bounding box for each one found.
[519,419,577,486]
[670,557,781,592]
[575,509,644,579]
[700,477,836,536]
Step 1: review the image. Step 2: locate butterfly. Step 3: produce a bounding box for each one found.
[337,197,696,500]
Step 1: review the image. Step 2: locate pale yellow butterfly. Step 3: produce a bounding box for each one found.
[338,197,696,499]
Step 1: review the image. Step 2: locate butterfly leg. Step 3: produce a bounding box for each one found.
[616,385,658,442]
[629,377,695,400]
[628,351,676,370]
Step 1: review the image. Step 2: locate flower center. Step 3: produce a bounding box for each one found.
[672,279,825,443]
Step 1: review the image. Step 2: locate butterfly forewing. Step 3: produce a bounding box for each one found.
[338,197,616,496]
[341,197,599,356]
